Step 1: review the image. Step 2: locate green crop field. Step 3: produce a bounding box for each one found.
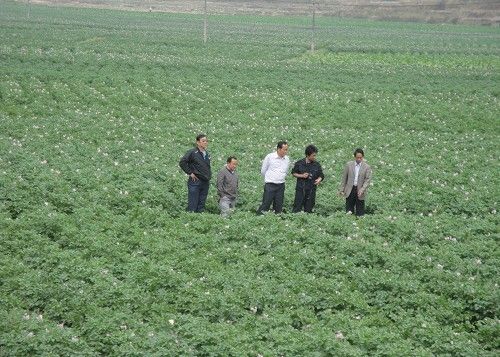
[1,1,499,355]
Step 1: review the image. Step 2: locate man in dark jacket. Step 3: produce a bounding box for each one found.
[291,144,324,213]
[179,134,212,212]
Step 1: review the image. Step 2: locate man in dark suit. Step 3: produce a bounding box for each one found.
[338,148,372,216]
[292,145,324,213]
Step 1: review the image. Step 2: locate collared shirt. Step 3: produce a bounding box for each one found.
[216,165,239,199]
[261,152,290,184]
[354,162,361,186]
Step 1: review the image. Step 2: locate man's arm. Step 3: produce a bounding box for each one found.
[179,150,192,175]
[315,163,325,185]
[291,161,307,179]
[216,170,226,197]
[260,154,270,177]
[338,163,349,194]
[180,150,199,180]
[359,165,372,195]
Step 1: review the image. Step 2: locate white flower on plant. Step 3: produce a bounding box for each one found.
[168,319,175,325]
[335,331,345,339]
[71,336,79,342]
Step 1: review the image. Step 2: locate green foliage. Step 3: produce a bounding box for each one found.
[0,1,499,355]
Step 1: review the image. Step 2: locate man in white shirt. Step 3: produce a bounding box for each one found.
[257,141,290,214]
[338,148,373,216]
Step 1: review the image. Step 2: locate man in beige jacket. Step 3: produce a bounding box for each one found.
[338,148,372,216]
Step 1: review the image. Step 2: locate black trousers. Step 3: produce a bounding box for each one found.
[292,186,317,213]
[346,186,365,216]
[257,183,285,214]
[187,178,210,213]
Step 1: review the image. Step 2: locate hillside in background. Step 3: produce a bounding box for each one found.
[26,0,500,25]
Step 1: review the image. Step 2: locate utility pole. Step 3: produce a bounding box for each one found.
[203,0,208,44]
[311,2,316,52]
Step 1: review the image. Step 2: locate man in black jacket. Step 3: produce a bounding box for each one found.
[179,134,212,212]
[291,144,324,213]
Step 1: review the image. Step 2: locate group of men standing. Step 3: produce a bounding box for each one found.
[179,134,372,217]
